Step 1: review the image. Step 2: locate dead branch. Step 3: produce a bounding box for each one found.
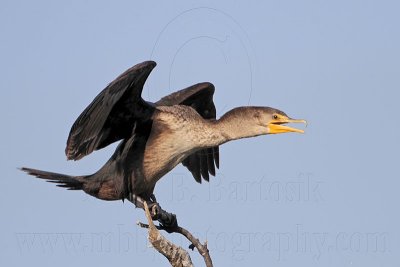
[139,202,213,267]
[141,202,193,267]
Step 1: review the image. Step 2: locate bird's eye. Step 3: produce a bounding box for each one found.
[273,115,278,120]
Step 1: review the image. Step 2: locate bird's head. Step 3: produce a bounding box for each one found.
[259,107,307,134]
[219,106,307,137]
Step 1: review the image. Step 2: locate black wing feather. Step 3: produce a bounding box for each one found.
[206,148,216,176]
[213,146,220,169]
[66,61,156,160]
[182,153,202,183]
[199,152,210,182]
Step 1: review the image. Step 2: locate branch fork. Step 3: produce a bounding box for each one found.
[138,202,213,267]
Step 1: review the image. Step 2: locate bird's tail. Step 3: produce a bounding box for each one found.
[20,167,84,190]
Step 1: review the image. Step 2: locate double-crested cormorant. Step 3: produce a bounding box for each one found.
[22,61,306,226]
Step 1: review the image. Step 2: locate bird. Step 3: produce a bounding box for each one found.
[21,60,306,226]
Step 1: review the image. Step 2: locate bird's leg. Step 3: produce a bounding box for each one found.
[127,193,146,209]
[128,193,178,230]
[149,193,157,203]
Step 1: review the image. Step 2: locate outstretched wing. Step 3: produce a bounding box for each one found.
[156,82,219,183]
[66,61,156,160]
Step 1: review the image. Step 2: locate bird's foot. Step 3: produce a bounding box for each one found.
[128,193,178,231]
[148,202,178,232]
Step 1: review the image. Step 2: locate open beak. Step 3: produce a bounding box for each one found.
[268,117,307,134]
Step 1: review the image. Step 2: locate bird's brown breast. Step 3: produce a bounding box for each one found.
[142,106,206,184]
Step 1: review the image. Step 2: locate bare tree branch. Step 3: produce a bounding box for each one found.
[141,202,194,267]
[139,202,213,267]
[171,226,213,267]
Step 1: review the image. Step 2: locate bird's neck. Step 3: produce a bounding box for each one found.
[206,108,267,147]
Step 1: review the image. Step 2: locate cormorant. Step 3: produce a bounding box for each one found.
[22,61,306,227]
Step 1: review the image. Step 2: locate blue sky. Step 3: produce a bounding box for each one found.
[1,1,399,266]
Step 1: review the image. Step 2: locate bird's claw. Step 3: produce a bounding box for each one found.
[147,202,178,232]
[158,213,178,233]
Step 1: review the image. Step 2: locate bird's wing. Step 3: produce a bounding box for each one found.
[156,82,219,183]
[66,61,156,160]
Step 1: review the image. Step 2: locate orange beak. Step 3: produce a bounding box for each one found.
[267,116,307,134]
